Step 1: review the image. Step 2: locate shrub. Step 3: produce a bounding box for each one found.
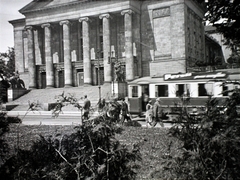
[0,112,10,166]
[0,96,141,180]
[164,82,240,179]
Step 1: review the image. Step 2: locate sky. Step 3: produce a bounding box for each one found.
[0,0,32,53]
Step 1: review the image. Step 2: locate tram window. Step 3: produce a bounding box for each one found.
[223,86,228,96]
[175,84,190,97]
[198,84,208,96]
[176,84,184,97]
[155,85,168,97]
[132,86,138,97]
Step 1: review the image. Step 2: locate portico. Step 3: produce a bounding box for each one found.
[15,0,140,89]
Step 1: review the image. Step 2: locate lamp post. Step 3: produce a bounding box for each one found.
[97,50,101,100]
[108,50,117,97]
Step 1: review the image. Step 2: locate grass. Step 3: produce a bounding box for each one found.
[4,124,181,180]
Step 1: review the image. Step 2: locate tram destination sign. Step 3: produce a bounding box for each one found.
[164,72,227,81]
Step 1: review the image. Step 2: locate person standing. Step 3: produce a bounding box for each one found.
[0,74,10,103]
[145,100,153,123]
[82,95,91,120]
[153,97,164,127]
[97,98,106,113]
[120,98,130,123]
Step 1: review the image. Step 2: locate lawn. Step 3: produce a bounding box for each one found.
[4,124,181,180]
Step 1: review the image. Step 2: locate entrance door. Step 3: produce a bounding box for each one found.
[41,72,46,89]
[141,84,149,111]
[97,67,104,85]
[59,71,64,88]
[77,72,84,86]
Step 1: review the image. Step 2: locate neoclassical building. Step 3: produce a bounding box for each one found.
[10,0,206,90]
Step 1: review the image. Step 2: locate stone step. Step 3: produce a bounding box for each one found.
[6,85,112,111]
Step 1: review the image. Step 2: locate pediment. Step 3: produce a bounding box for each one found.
[19,0,91,14]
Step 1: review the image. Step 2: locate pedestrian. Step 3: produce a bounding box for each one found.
[153,97,164,127]
[146,99,152,111]
[109,97,121,122]
[97,98,106,113]
[145,100,153,123]
[82,95,91,120]
[120,98,130,123]
[0,74,10,103]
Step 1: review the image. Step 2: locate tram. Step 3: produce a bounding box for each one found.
[127,71,240,115]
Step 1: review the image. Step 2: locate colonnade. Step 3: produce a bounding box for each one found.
[26,9,135,89]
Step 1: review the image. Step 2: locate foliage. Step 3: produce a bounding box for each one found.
[51,91,82,118]
[0,112,10,166]
[227,52,240,68]
[0,47,15,78]
[0,96,141,180]
[0,112,21,167]
[205,0,240,51]
[164,81,240,179]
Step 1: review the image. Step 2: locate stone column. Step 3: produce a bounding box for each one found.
[79,17,92,85]
[41,23,54,88]
[60,20,72,87]
[25,26,36,89]
[99,13,111,83]
[121,9,134,81]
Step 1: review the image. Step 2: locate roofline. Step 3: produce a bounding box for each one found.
[19,0,99,14]
[8,18,26,25]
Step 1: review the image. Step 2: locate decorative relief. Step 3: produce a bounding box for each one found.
[121,9,133,16]
[153,7,170,18]
[25,25,33,31]
[99,13,110,19]
[41,23,50,28]
[59,20,69,26]
[79,17,89,22]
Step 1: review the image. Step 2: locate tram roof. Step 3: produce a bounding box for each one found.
[128,71,236,85]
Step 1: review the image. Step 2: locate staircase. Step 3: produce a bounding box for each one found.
[6,85,112,111]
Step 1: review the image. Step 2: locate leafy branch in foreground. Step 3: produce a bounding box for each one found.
[0,101,141,180]
[51,91,82,118]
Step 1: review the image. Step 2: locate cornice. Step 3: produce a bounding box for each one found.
[20,0,97,14]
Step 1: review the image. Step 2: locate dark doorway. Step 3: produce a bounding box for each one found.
[142,84,149,111]
[77,71,84,86]
[97,67,104,85]
[41,72,46,89]
[59,71,64,88]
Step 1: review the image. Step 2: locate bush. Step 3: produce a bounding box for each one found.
[0,103,141,180]
[0,112,10,166]
[164,83,240,179]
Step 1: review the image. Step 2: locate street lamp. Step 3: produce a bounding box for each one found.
[97,50,101,100]
[108,50,117,97]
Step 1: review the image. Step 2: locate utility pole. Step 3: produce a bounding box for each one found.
[97,50,101,100]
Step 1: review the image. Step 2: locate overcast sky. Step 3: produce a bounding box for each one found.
[0,0,32,53]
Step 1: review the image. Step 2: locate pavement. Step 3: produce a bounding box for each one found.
[6,110,174,128]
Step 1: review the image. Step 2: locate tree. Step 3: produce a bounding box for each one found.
[205,0,240,51]
[0,47,15,78]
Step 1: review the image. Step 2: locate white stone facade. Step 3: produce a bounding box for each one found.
[9,0,206,89]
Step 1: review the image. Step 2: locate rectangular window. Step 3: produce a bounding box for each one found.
[175,84,191,97]
[176,84,184,97]
[223,85,228,96]
[100,36,103,58]
[198,83,213,96]
[132,86,138,97]
[155,85,168,97]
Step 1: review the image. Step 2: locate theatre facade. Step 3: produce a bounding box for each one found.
[10,0,207,92]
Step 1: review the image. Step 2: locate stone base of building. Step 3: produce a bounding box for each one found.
[112,81,127,99]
